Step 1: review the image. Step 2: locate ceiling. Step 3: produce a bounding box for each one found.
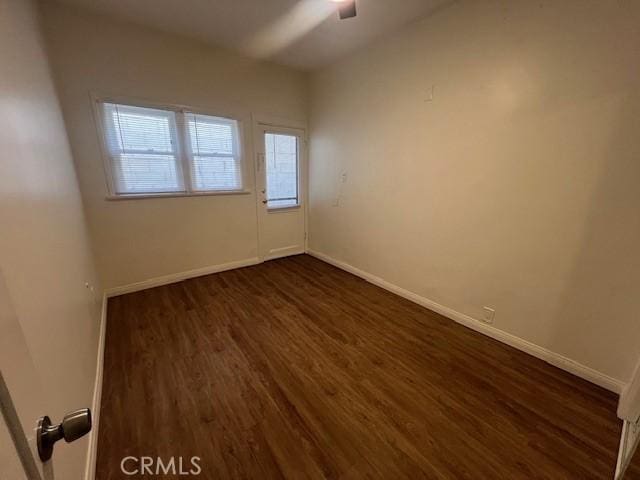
[50,0,450,70]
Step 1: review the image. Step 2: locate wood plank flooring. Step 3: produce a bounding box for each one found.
[97,254,625,479]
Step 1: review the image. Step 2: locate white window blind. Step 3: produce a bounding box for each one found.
[99,101,243,196]
[185,113,242,191]
[102,103,183,194]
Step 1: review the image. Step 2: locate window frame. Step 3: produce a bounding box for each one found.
[92,95,250,200]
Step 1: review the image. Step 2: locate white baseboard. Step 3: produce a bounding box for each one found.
[84,293,108,480]
[307,249,624,394]
[105,257,261,298]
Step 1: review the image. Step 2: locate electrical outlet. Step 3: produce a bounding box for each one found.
[482,307,495,324]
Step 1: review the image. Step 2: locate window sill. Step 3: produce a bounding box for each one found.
[106,190,252,201]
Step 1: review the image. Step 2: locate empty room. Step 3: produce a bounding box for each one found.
[2,0,640,478]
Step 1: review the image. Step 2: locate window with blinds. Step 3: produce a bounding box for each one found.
[185,113,242,192]
[99,101,243,196]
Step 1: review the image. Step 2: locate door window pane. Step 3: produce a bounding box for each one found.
[265,133,298,208]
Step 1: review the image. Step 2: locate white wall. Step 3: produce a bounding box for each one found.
[0,0,102,477]
[309,0,640,384]
[40,3,309,290]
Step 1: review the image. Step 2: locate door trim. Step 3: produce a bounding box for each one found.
[615,419,640,479]
[83,293,109,480]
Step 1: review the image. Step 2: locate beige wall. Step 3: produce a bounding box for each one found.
[309,0,640,383]
[40,3,309,290]
[0,0,102,477]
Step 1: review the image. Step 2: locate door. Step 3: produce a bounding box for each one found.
[0,270,93,480]
[254,122,307,261]
[0,413,28,480]
[0,270,48,480]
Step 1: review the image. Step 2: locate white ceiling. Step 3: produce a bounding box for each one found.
[49,0,450,70]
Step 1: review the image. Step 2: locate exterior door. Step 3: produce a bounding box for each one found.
[0,270,48,480]
[254,122,307,261]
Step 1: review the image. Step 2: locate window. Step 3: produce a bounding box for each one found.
[185,113,242,192]
[265,133,299,208]
[99,101,243,196]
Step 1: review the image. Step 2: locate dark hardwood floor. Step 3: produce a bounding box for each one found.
[97,254,625,479]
